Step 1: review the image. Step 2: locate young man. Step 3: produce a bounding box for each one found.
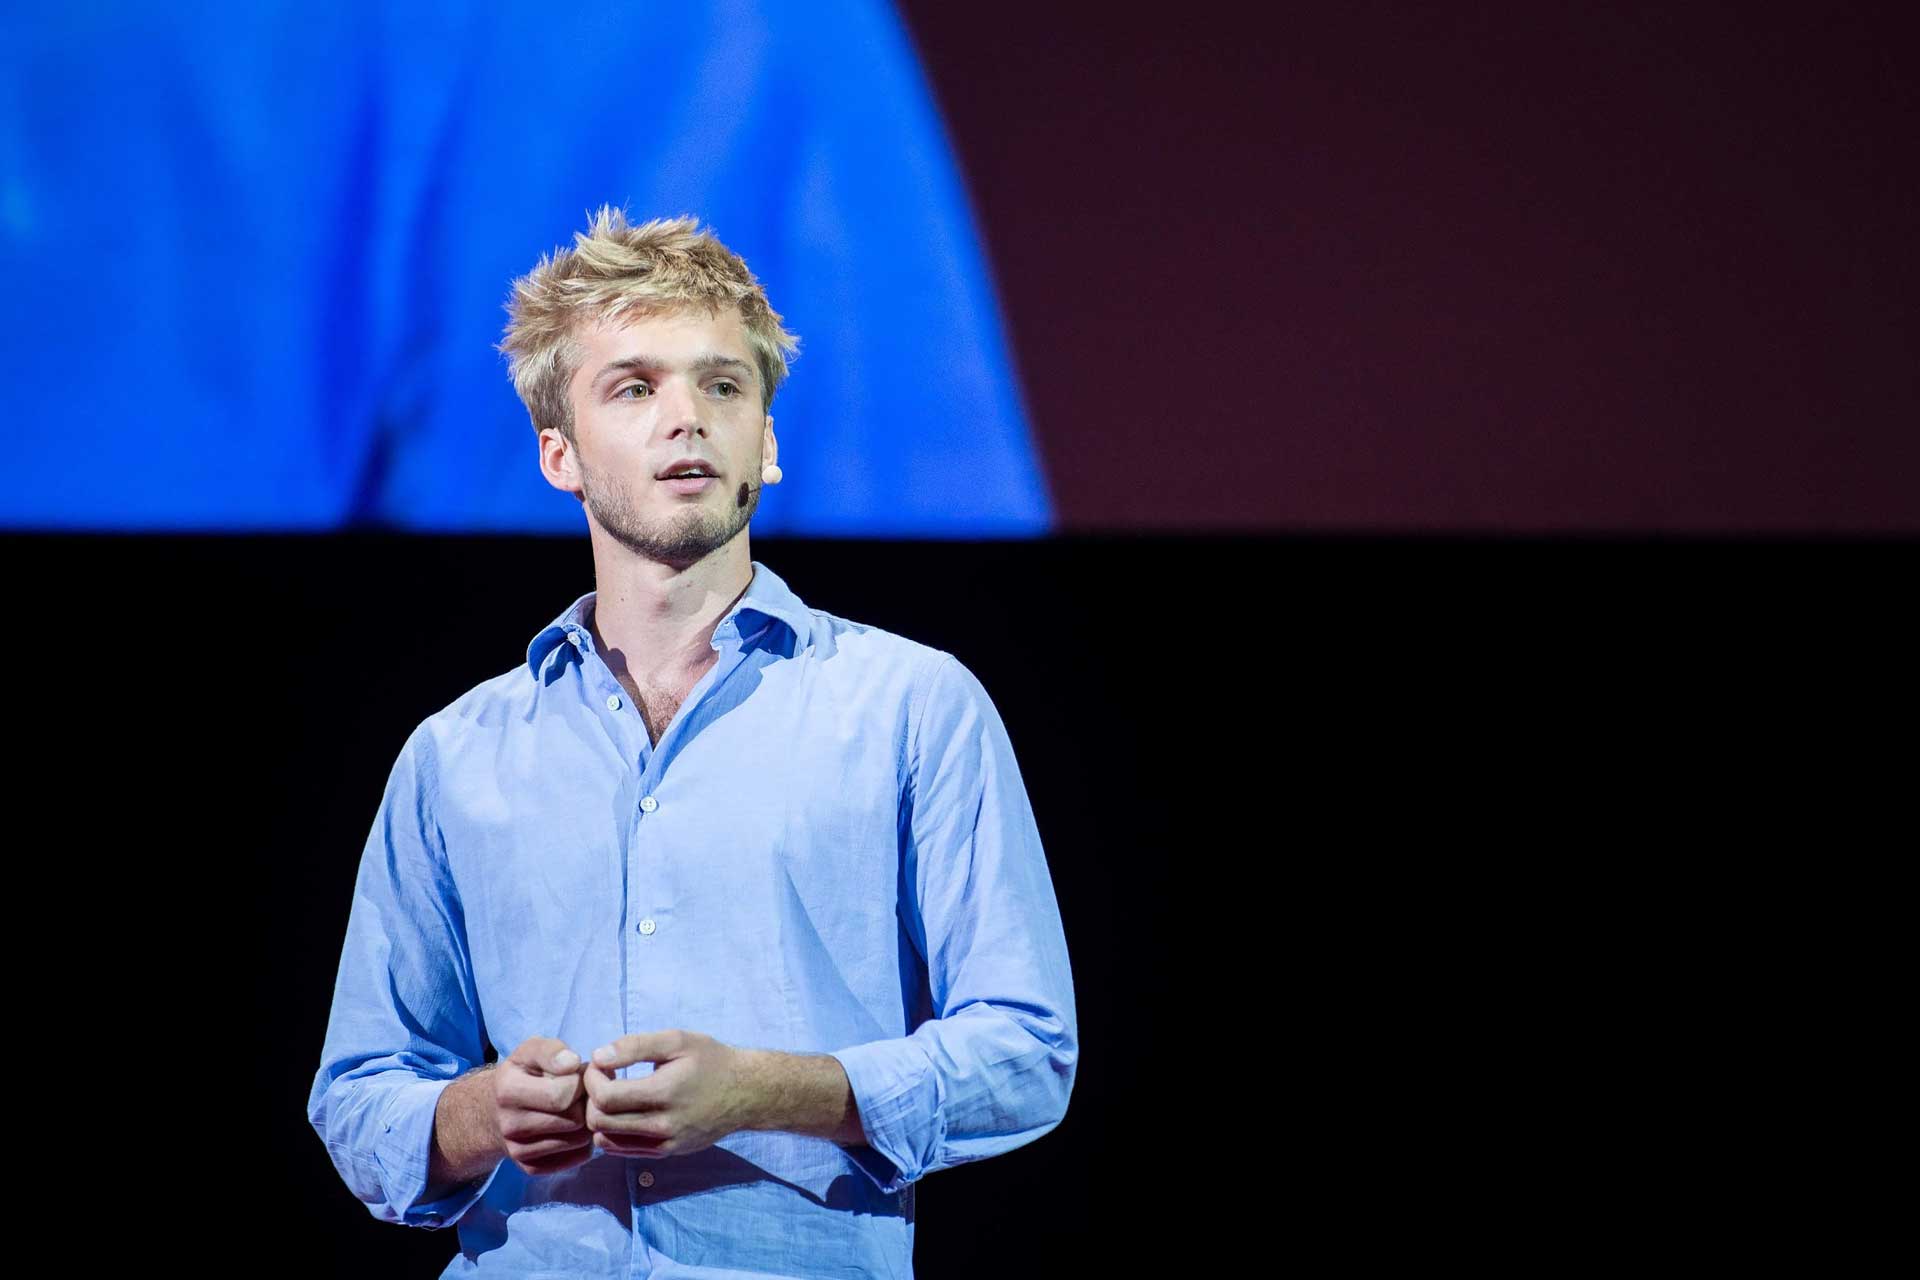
[307,207,1078,1278]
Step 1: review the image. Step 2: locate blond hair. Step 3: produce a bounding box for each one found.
[497,205,800,443]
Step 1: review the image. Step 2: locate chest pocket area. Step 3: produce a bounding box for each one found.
[504,806,620,925]
[777,750,904,936]
[457,799,623,1037]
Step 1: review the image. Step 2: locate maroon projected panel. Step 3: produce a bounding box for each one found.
[896,1,1917,533]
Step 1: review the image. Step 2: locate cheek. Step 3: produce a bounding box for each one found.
[578,429,647,474]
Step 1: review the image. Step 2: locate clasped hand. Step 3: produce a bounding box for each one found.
[496,1030,755,1177]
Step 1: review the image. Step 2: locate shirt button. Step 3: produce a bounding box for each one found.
[637,918,657,936]
[607,694,623,711]
[638,1171,655,1188]
[640,795,658,813]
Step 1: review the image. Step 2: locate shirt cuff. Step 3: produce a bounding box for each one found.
[828,1040,942,1196]
[376,1075,501,1228]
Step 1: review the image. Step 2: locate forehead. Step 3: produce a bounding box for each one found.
[571,304,753,382]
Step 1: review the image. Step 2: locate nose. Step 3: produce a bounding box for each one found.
[659,375,708,440]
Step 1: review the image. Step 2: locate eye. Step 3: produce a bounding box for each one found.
[616,382,651,399]
[710,380,740,398]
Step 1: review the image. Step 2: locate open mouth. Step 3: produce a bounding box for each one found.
[659,475,717,494]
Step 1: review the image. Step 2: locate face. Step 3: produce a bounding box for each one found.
[547,305,777,570]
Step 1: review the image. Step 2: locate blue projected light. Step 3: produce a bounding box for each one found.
[1,2,1051,535]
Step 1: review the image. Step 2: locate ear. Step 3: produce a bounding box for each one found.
[539,425,584,498]
[762,414,777,468]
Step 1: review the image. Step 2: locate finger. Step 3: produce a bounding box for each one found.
[499,1068,586,1115]
[509,1036,582,1076]
[519,1146,594,1176]
[592,1129,670,1157]
[499,1106,591,1142]
[508,1130,593,1161]
[586,1093,669,1135]
[590,1029,686,1070]
[582,1061,666,1115]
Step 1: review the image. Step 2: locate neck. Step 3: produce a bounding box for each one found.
[588,539,754,681]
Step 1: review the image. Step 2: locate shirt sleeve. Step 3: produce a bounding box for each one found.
[829,653,1079,1193]
[306,724,502,1228]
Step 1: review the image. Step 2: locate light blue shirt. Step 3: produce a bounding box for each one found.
[307,559,1077,1277]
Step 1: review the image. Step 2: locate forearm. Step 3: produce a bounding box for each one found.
[736,1049,866,1146]
[426,1064,506,1196]
[828,1002,1076,1190]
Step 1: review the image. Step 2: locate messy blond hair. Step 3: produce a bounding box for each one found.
[497,205,800,444]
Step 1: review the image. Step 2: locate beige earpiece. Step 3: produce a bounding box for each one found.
[762,462,783,485]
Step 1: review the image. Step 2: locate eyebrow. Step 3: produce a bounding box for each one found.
[593,353,756,391]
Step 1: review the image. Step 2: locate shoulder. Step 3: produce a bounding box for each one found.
[799,608,1019,763]
[796,605,949,682]
[403,664,536,774]
[786,606,1015,775]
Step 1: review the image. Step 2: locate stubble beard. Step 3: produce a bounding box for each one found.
[579,456,759,569]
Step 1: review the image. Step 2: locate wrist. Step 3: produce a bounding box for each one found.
[466,1065,505,1150]
[732,1048,780,1133]
[733,1048,863,1145]
[431,1064,506,1188]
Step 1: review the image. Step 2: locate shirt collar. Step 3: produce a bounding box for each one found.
[524,559,813,677]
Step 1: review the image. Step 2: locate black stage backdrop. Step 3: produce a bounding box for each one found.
[20,532,1903,1272]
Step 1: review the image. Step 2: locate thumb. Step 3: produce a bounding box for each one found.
[511,1036,582,1075]
[591,1029,686,1070]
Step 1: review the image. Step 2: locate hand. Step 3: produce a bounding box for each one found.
[494,1036,593,1177]
[583,1029,757,1159]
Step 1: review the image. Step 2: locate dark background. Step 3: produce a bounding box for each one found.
[897,0,1915,533]
[44,529,1900,1274]
[22,0,1910,1274]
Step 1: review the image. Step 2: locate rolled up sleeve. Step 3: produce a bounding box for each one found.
[830,653,1078,1193]
[306,725,499,1228]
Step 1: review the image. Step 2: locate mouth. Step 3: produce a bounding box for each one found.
[658,475,718,495]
